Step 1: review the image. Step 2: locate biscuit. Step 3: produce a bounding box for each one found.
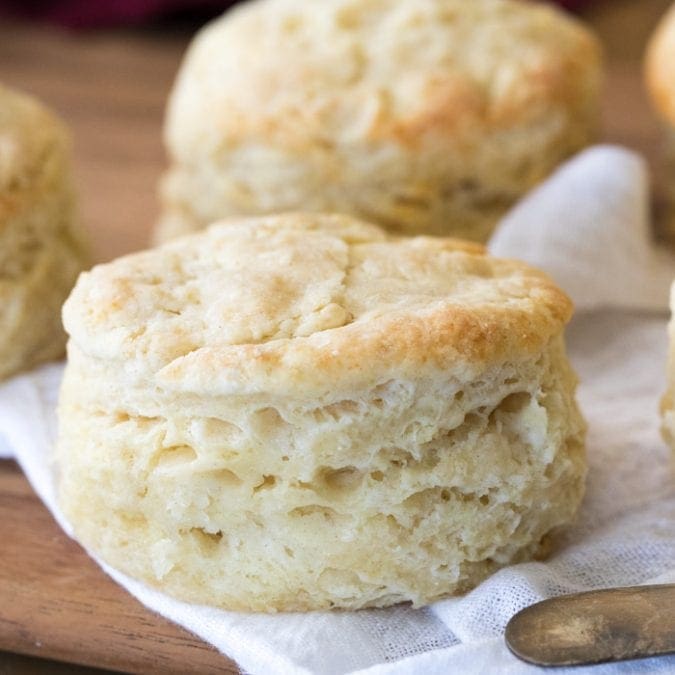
[0,84,88,379]
[156,0,601,243]
[57,213,586,611]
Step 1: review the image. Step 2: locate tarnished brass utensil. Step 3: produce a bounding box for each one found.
[505,585,675,667]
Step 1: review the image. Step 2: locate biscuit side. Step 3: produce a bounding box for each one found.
[56,333,586,611]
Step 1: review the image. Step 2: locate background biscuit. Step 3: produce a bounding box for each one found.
[157,0,601,243]
[0,84,88,379]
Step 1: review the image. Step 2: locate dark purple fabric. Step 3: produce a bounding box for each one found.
[0,0,594,29]
[554,0,592,8]
[0,0,237,27]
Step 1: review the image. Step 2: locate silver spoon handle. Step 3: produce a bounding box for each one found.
[505,584,675,667]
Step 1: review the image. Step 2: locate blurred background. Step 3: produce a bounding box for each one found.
[0,2,673,674]
[0,0,590,27]
[0,0,671,263]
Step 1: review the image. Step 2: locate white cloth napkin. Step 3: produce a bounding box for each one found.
[2,145,675,675]
[490,145,674,313]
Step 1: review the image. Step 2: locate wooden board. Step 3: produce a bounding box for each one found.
[0,0,672,672]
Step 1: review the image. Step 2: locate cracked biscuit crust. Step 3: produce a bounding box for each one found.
[64,212,571,398]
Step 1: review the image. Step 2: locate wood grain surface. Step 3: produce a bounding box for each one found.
[0,0,672,672]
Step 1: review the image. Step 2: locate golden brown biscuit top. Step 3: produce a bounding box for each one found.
[166,0,600,159]
[647,3,675,124]
[0,84,69,197]
[63,213,572,397]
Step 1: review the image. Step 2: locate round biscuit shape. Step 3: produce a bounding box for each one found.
[0,84,88,379]
[58,212,586,611]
